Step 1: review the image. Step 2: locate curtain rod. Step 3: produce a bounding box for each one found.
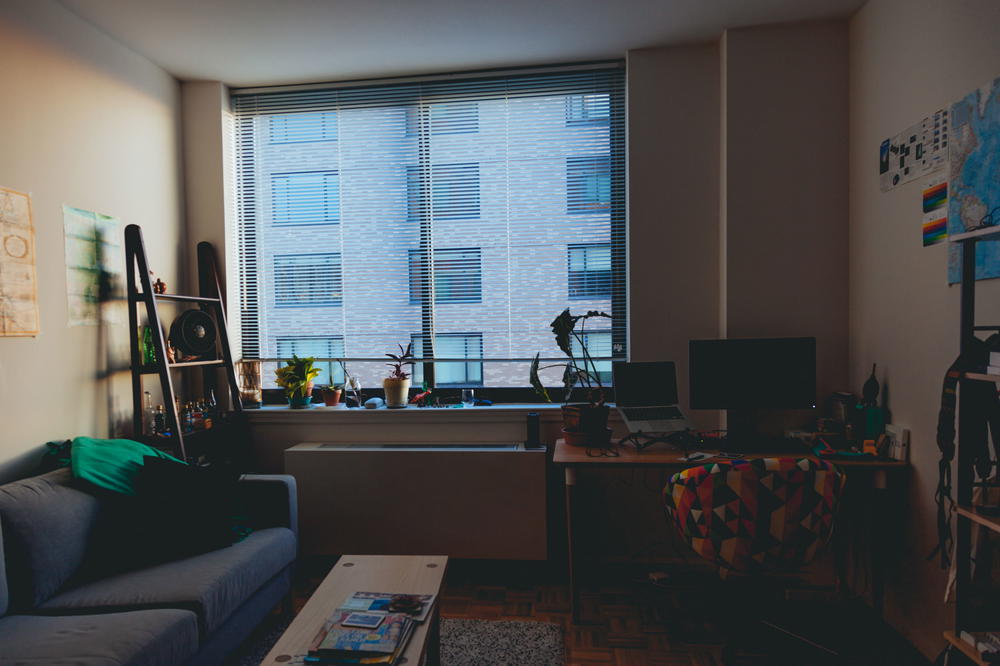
[232,59,625,96]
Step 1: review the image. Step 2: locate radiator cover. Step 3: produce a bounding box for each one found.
[285,442,547,560]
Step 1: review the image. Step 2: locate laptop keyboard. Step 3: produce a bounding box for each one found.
[622,406,683,421]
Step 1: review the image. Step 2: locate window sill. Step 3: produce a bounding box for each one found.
[244,402,573,425]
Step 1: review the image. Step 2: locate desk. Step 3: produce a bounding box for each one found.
[553,439,909,624]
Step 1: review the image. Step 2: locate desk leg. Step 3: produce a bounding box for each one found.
[871,469,888,615]
[565,467,579,625]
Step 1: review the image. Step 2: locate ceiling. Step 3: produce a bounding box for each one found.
[58,0,865,87]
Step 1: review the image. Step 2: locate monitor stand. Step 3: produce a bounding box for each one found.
[724,409,760,452]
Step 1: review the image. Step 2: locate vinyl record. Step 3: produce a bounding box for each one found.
[169,310,217,356]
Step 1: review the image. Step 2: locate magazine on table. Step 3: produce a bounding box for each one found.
[339,591,437,622]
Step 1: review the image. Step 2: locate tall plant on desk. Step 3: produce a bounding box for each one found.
[529,308,612,447]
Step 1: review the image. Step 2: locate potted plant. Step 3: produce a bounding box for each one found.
[275,355,321,409]
[383,343,415,408]
[529,308,612,447]
[319,383,344,407]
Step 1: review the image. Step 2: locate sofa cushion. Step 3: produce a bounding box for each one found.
[0,608,198,666]
[0,469,102,610]
[39,527,296,637]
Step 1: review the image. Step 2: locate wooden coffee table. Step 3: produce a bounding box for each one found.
[263,554,449,666]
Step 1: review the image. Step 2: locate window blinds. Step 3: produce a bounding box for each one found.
[232,64,626,389]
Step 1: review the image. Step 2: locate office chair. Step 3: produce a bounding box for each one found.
[663,457,846,663]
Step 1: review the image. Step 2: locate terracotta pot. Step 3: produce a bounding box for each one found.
[383,377,411,407]
[322,388,342,407]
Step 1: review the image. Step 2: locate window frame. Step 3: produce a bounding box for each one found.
[270,170,341,227]
[411,332,484,388]
[273,252,343,308]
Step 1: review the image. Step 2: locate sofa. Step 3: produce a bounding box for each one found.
[0,468,298,666]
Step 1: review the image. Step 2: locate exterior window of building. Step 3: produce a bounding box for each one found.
[409,248,482,304]
[431,163,480,220]
[430,101,479,135]
[269,111,337,143]
[565,94,609,125]
[412,333,483,387]
[571,331,613,384]
[272,171,340,226]
[276,337,346,386]
[274,253,342,307]
[568,243,612,298]
[566,156,611,214]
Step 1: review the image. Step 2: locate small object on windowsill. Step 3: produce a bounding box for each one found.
[364,397,385,409]
[473,398,493,406]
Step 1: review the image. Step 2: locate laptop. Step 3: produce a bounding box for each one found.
[612,361,691,433]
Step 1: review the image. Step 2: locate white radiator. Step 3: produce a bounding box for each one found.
[284,442,547,560]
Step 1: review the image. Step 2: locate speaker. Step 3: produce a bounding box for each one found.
[525,412,543,449]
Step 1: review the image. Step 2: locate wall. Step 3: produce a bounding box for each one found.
[722,20,850,413]
[627,44,721,430]
[0,1,183,481]
[849,0,1000,657]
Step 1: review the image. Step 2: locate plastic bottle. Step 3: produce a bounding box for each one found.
[142,391,155,437]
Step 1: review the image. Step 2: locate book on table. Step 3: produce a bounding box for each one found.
[305,592,437,665]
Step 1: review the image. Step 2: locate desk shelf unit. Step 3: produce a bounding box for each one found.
[948,227,1000,659]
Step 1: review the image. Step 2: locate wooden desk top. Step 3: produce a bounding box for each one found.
[263,554,448,665]
[552,438,910,469]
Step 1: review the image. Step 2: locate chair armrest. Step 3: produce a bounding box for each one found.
[237,474,298,538]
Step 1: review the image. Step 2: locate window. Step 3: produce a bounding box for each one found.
[234,65,626,389]
[571,331,613,384]
[566,94,609,125]
[273,253,342,307]
[567,156,611,214]
[272,171,339,226]
[412,334,483,387]
[568,244,612,298]
[269,111,337,143]
[409,248,482,304]
[431,163,480,220]
[430,101,479,135]
[276,337,346,386]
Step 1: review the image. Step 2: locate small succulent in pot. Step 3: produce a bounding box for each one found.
[383,343,415,408]
[319,383,344,407]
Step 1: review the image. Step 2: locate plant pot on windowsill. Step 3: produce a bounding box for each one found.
[383,377,411,408]
[287,382,314,409]
[321,387,342,407]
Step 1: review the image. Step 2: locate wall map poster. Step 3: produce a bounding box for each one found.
[0,186,39,336]
[63,205,123,326]
[948,76,1000,283]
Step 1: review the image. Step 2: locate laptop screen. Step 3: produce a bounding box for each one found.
[612,361,679,407]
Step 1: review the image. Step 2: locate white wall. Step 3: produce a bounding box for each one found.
[0,1,184,481]
[849,0,1000,657]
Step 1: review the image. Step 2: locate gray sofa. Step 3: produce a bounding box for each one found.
[0,468,298,666]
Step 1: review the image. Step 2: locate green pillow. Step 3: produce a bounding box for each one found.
[70,436,184,496]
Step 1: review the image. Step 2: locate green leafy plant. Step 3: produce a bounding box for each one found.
[275,355,321,398]
[385,343,415,380]
[530,308,612,404]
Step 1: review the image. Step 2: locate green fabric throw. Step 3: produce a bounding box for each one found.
[70,436,184,496]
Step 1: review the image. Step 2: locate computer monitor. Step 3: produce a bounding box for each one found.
[689,337,816,445]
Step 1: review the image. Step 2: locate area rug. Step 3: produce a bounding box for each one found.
[227,616,564,666]
[440,619,564,666]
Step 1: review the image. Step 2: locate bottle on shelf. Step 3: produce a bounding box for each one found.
[192,400,205,431]
[141,325,157,366]
[153,405,167,436]
[142,391,155,437]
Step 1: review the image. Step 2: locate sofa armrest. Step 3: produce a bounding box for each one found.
[237,474,298,538]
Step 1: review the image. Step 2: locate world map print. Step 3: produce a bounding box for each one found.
[948,76,1000,283]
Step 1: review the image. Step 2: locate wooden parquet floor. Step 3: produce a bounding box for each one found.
[292,558,928,666]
